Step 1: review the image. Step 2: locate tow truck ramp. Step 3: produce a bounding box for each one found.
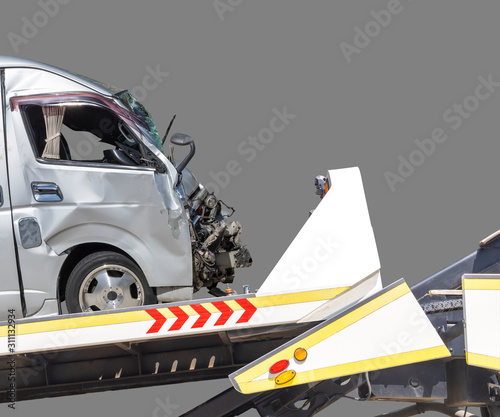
[229,279,450,395]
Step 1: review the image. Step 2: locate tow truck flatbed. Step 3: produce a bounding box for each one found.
[1,167,499,417]
[0,305,318,402]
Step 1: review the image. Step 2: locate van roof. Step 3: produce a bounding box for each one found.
[0,55,122,96]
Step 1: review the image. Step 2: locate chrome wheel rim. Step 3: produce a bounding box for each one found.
[78,264,145,312]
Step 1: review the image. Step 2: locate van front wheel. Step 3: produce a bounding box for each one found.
[65,251,157,313]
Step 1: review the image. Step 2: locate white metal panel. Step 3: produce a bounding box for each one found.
[254,292,442,382]
[463,274,500,371]
[258,167,381,296]
[230,280,450,394]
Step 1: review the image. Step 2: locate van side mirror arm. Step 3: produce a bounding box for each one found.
[170,133,196,176]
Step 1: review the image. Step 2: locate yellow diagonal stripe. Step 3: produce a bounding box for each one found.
[235,283,410,383]
[466,351,500,371]
[251,287,349,308]
[237,345,450,394]
[4,310,161,337]
[463,278,500,291]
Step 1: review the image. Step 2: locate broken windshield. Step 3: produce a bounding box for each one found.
[116,91,164,153]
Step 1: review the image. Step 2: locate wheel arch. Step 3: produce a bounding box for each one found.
[49,223,191,289]
[58,243,139,302]
[50,223,192,302]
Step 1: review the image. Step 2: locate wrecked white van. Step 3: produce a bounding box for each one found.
[0,56,251,320]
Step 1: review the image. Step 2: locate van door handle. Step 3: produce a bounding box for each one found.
[32,182,64,202]
[0,186,3,207]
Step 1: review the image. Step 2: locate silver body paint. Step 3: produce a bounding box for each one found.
[0,56,192,320]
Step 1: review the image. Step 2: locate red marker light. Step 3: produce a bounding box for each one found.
[270,359,289,374]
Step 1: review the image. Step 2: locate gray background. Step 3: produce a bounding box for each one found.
[0,0,496,415]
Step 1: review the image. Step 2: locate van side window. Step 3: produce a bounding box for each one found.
[22,104,139,164]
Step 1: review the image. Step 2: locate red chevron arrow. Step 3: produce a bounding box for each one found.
[235,299,257,323]
[213,301,234,326]
[146,309,167,334]
[168,306,189,331]
[191,303,211,328]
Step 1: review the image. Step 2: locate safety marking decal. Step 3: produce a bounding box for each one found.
[463,277,500,291]
[213,301,234,326]
[145,299,255,334]
[168,306,190,331]
[146,309,167,334]
[190,304,211,328]
[0,287,350,340]
[235,299,257,323]
[466,352,500,371]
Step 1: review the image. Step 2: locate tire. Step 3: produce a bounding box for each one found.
[65,251,156,313]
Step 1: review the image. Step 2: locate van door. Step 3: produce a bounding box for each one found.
[0,70,24,321]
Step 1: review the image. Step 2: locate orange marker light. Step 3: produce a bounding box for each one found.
[323,181,329,197]
[270,359,289,374]
[294,348,307,361]
[275,370,296,385]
